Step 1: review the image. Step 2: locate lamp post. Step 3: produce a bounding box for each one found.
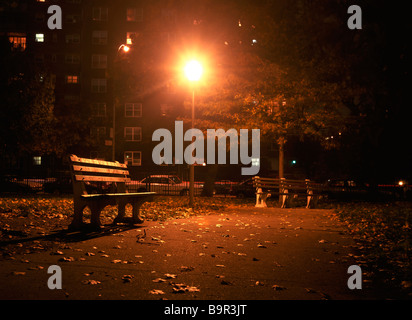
[112,44,130,161]
[184,60,203,208]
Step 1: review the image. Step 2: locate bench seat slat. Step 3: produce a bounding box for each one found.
[81,192,155,199]
[72,165,129,176]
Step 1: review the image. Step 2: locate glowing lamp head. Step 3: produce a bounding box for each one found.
[122,45,130,53]
[184,60,203,81]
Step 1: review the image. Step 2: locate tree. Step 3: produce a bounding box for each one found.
[177,0,353,180]
[0,36,58,171]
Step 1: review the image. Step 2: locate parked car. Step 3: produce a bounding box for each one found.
[0,176,37,194]
[43,176,111,195]
[325,179,372,200]
[43,177,73,194]
[213,180,236,195]
[127,175,203,196]
[230,178,256,198]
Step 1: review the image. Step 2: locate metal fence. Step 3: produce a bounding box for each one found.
[0,176,238,197]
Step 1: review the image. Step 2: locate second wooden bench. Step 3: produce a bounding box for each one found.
[253,176,323,208]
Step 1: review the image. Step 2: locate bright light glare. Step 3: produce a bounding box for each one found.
[399,180,404,186]
[122,45,130,53]
[184,60,203,81]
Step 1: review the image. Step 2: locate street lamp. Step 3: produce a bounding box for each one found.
[184,60,203,207]
[112,44,131,161]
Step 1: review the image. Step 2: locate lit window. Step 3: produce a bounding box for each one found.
[126,32,138,45]
[126,8,136,21]
[124,127,142,141]
[35,34,44,42]
[124,151,141,166]
[252,158,260,167]
[8,34,26,51]
[66,75,79,84]
[33,156,42,165]
[125,103,142,117]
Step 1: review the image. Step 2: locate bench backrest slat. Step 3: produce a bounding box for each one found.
[70,155,127,169]
[74,175,130,183]
[70,154,130,186]
[253,176,323,191]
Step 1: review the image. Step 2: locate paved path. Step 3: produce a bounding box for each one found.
[0,206,382,301]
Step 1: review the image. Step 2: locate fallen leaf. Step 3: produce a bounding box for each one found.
[180,266,194,272]
[59,257,75,262]
[111,259,122,264]
[172,283,200,293]
[149,289,165,295]
[122,275,134,283]
[82,280,101,285]
[272,285,286,291]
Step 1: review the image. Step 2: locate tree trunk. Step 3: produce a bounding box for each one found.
[201,164,219,197]
[278,138,285,207]
[278,138,285,179]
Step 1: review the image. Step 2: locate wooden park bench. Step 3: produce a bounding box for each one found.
[253,176,323,209]
[68,155,156,230]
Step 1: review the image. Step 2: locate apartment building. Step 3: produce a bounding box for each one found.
[1,0,185,178]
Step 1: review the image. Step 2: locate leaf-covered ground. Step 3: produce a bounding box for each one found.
[333,201,412,292]
[0,195,411,294]
[0,195,254,241]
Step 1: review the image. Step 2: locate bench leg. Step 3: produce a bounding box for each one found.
[255,188,271,208]
[132,199,145,224]
[306,193,319,209]
[280,190,288,208]
[306,190,313,209]
[89,202,105,228]
[113,199,145,225]
[69,202,86,230]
